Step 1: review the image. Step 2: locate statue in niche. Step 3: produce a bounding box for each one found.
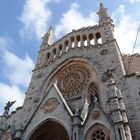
[4,101,16,115]
[42,26,54,46]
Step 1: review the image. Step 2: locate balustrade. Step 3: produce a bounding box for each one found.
[42,30,102,65]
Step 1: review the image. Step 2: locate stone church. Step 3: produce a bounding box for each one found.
[0,3,140,140]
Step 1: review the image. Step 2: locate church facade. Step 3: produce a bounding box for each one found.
[0,3,140,140]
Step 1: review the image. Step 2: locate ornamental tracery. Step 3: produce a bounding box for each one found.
[86,124,110,140]
[56,63,91,97]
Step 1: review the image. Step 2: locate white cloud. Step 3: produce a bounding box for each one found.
[20,0,60,40]
[129,0,140,3]
[0,83,25,115]
[0,37,34,115]
[3,51,34,87]
[0,37,34,87]
[55,3,98,38]
[0,37,13,50]
[112,5,140,53]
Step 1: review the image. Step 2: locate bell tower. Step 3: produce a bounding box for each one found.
[97,2,115,44]
[0,2,136,140]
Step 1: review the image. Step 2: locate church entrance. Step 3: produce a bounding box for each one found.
[29,120,69,140]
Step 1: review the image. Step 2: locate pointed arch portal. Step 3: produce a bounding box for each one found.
[29,120,69,140]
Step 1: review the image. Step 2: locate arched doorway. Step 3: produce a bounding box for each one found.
[29,120,69,140]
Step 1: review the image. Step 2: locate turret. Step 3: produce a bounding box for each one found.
[97,2,113,26]
[97,2,115,44]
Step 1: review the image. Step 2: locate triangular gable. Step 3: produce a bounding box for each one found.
[82,103,114,138]
[24,85,72,139]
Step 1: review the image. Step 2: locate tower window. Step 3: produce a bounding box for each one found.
[89,33,94,45]
[53,48,57,58]
[65,40,69,52]
[59,44,63,55]
[53,48,56,54]
[96,32,102,44]
[82,34,87,46]
[59,44,62,50]
[70,36,74,48]
[76,35,81,47]
[47,52,50,58]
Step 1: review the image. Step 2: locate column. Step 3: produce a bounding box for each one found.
[72,110,81,140]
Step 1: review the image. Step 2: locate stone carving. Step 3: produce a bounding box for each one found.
[101,70,114,82]
[57,64,90,97]
[100,49,108,55]
[4,101,16,115]
[41,98,59,113]
[92,110,100,119]
[33,97,40,103]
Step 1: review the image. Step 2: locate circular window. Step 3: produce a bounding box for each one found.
[57,64,90,97]
[86,124,110,140]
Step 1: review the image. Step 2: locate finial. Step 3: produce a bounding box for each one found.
[96,2,113,26]
[42,26,54,46]
[97,2,108,19]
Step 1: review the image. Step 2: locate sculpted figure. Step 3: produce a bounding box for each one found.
[4,101,16,115]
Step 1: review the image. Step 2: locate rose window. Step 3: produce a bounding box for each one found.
[57,64,90,97]
[86,125,110,140]
[91,129,107,140]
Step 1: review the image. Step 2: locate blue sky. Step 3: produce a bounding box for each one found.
[0,0,140,115]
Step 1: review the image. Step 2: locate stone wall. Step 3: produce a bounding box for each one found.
[122,53,140,74]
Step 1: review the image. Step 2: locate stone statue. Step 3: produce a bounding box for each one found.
[4,101,16,115]
[42,26,54,46]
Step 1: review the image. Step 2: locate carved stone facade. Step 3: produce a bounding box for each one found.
[0,2,140,140]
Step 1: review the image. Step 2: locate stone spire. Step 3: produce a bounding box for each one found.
[97,2,113,26]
